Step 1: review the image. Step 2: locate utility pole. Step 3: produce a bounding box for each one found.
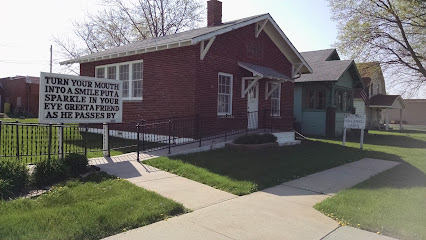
[50,45,53,73]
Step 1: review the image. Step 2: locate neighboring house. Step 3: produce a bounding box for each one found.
[0,76,40,117]
[293,49,361,137]
[61,0,312,139]
[354,62,405,129]
[389,99,426,125]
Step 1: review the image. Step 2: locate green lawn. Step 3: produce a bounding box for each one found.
[314,130,426,240]
[0,172,185,240]
[145,139,400,195]
[146,129,425,239]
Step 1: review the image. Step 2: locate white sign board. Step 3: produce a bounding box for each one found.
[344,114,366,129]
[343,114,366,149]
[39,72,122,123]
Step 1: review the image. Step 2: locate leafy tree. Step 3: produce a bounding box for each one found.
[54,0,204,73]
[329,0,426,96]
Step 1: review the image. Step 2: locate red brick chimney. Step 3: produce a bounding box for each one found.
[207,0,222,27]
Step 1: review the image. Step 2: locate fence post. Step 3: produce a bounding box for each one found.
[103,122,110,157]
[168,120,172,154]
[263,109,267,133]
[197,114,202,147]
[246,111,249,135]
[58,123,64,159]
[0,121,2,157]
[142,120,145,151]
[224,114,228,141]
[15,121,20,161]
[48,123,52,162]
[136,123,140,162]
[84,124,88,158]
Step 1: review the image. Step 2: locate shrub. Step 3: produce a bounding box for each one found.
[63,153,89,177]
[234,133,277,145]
[33,158,66,188]
[0,179,12,199]
[0,160,29,196]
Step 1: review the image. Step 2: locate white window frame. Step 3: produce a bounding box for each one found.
[269,82,281,117]
[95,60,143,101]
[217,72,233,116]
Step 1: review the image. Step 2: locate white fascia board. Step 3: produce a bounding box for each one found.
[60,39,193,65]
[191,15,270,44]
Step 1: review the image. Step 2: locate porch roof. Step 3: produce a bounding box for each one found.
[369,95,405,109]
[238,62,290,81]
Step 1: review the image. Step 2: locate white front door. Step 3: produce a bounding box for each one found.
[247,81,259,129]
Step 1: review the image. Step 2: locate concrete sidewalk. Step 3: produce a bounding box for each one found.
[103,158,399,240]
[94,160,237,210]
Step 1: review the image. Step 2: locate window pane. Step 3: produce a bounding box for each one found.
[107,66,116,80]
[96,68,105,78]
[119,65,129,80]
[317,89,326,109]
[132,62,143,80]
[308,89,315,109]
[132,80,143,98]
[123,82,129,98]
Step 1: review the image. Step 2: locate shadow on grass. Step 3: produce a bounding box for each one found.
[344,132,426,149]
[354,162,426,190]
[169,140,406,192]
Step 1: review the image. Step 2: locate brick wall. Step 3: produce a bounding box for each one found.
[80,23,295,131]
[196,23,294,131]
[80,46,198,122]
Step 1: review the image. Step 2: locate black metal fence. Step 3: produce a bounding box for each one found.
[0,110,280,163]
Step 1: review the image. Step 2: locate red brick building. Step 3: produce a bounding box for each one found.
[61,0,312,134]
[0,76,40,117]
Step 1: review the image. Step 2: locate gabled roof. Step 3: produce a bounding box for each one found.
[295,49,357,83]
[299,49,339,63]
[60,14,312,74]
[356,62,386,93]
[238,62,290,81]
[369,95,405,109]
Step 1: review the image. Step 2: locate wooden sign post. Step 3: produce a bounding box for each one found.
[343,114,366,149]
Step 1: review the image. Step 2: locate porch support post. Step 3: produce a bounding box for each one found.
[385,109,390,131]
[399,109,403,130]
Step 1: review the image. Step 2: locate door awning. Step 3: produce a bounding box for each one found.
[238,62,291,81]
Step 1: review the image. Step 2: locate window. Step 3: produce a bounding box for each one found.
[95,60,143,101]
[304,88,326,110]
[217,73,233,115]
[334,89,352,112]
[346,92,352,111]
[119,64,129,98]
[132,62,143,98]
[270,83,281,116]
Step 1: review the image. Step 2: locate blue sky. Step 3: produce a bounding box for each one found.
[0,0,337,77]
